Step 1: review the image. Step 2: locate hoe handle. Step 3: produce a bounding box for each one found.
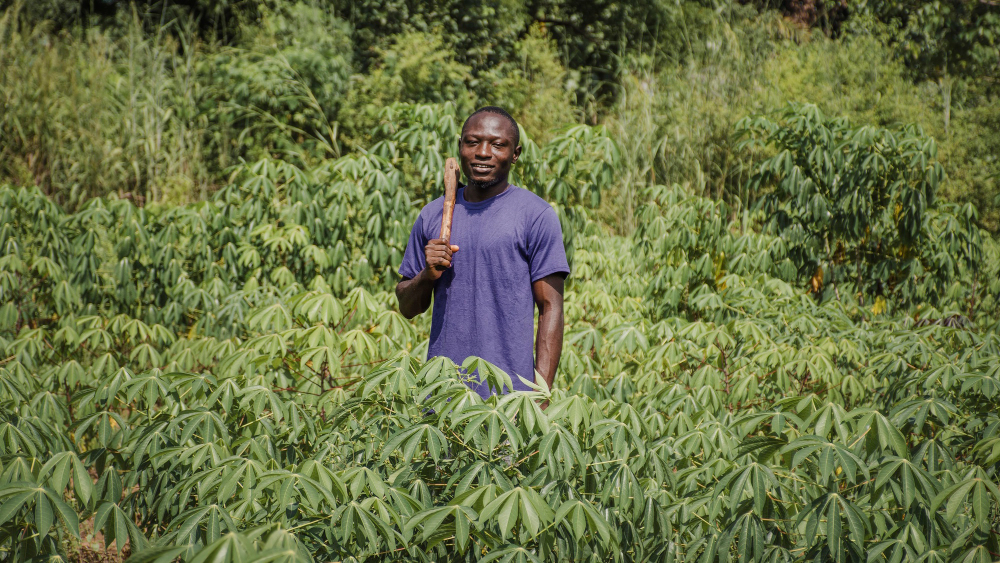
[440,158,460,244]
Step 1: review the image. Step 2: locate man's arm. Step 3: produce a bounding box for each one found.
[533,274,565,392]
[396,239,458,319]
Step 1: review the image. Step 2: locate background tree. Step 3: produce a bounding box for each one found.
[739,103,982,309]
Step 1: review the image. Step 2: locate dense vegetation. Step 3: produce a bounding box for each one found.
[2,0,1000,562]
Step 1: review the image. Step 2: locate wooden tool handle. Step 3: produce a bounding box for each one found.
[439,157,460,245]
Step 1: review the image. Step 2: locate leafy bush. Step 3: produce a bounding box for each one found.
[2,2,1000,561]
[738,103,982,309]
[0,5,213,209]
[2,140,1000,561]
[0,2,353,208]
[200,2,352,163]
[761,29,1000,232]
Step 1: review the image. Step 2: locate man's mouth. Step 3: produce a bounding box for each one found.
[470,163,494,174]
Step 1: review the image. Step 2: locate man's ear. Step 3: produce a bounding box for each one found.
[512,144,522,164]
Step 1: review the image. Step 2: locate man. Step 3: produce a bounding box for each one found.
[396,107,569,399]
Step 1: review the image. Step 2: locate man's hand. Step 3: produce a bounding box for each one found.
[424,239,460,280]
[396,239,460,319]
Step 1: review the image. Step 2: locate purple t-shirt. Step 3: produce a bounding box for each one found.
[399,185,570,398]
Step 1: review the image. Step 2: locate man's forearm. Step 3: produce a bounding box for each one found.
[396,269,435,319]
[535,304,564,390]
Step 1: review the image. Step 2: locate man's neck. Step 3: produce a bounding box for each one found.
[463,179,511,203]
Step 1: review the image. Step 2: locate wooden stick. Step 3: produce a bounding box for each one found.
[439,157,460,245]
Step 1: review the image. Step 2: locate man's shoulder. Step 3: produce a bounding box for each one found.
[417,196,445,219]
[508,185,558,216]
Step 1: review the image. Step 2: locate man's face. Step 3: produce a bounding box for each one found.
[459,113,521,189]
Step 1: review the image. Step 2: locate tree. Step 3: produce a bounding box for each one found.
[738,103,982,308]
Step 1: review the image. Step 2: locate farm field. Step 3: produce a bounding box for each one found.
[2,1,1000,562]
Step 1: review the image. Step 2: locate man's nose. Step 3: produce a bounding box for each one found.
[475,141,491,158]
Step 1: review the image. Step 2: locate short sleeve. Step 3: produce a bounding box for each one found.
[398,213,427,280]
[527,206,570,282]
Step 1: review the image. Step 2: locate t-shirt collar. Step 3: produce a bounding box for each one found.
[458,184,517,209]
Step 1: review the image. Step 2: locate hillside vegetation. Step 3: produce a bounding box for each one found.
[2,0,1000,562]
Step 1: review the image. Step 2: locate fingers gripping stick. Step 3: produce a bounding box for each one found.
[439,158,460,245]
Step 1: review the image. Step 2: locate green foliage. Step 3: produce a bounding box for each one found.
[849,0,1000,84]
[201,2,352,162]
[2,4,1000,560]
[0,2,353,209]
[3,137,1000,561]
[477,25,578,141]
[5,0,999,233]
[762,28,1000,232]
[0,4,213,209]
[738,103,982,308]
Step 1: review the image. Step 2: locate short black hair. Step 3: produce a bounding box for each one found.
[461,106,520,147]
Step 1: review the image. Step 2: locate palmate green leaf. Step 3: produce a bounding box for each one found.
[238,385,288,423]
[121,371,172,406]
[87,366,137,407]
[536,424,586,479]
[796,492,869,560]
[381,423,448,464]
[715,511,768,563]
[342,329,379,363]
[463,357,515,397]
[362,354,419,401]
[605,323,649,355]
[600,462,644,520]
[451,485,500,513]
[256,468,344,514]
[873,456,940,511]
[415,355,460,384]
[248,302,293,332]
[480,545,544,563]
[0,486,35,527]
[553,498,614,545]
[931,467,1000,531]
[153,441,232,474]
[254,526,314,563]
[498,390,549,436]
[169,409,231,446]
[478,486,555,540]
[452,405,522,457]
[72,410,130,448]
[186,530,257,563]
[211,456,269,505]
[0,415,44,456]
[403,504,479,552]
[37,450,92,505]
[952,546,994,563]
[854,409,909,457]
[712,461,782,520]
[95,500,148,551]
[450,460,515,500]
[339,466,388,500]
[125,544,192,563]
[866,520,928,563]
[589,417,645,464]
[207,377,244,414]
[295,292,345,325]
[332,498,402,554]
[545,394,596,436]
[163,503,239,547]
[344,287,381,322]
[783,435,870,485]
